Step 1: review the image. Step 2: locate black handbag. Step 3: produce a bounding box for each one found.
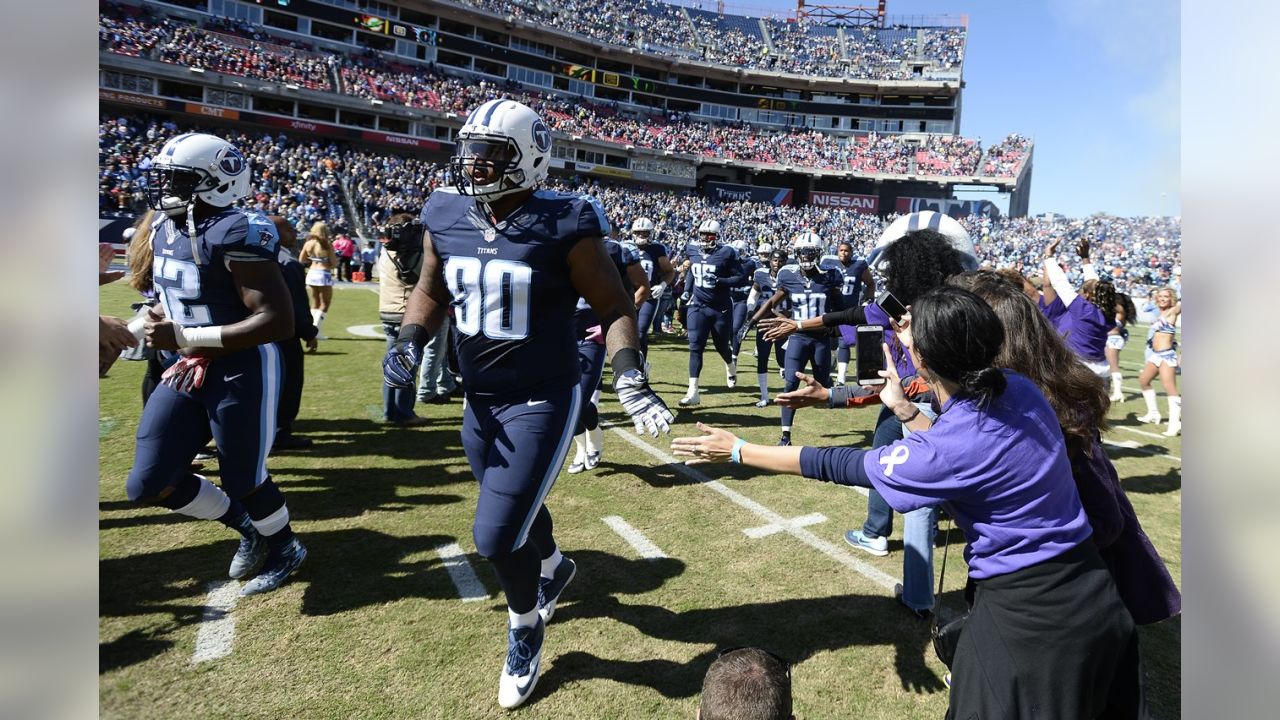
[930,510,969,669]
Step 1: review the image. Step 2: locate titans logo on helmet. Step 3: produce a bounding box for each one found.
[217,147,246,176]
[532,120,551,153]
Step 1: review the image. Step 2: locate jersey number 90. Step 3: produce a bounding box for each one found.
[444,257,532,340]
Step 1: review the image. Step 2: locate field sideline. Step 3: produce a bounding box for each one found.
[99,281,1181,719]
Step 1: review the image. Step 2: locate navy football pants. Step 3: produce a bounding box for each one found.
[781,334,832,429]
[636,298,658,355]
[730,300,749,358]
[575,338,605,433]
[685,303,734,378]
[461,385,581,613]
[126,344,281,502]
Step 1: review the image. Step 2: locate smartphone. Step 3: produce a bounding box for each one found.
[856,324,887,386]
[875,290,908,324]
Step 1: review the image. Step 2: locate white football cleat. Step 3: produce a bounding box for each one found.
[678,392,701,407]
[497,618,545,709]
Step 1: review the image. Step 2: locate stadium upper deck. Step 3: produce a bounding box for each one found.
[99,0,1030,211]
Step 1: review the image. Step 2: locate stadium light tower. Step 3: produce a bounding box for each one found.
[796,0,886,27]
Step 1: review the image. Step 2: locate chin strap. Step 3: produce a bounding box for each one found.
[186,201,201,265]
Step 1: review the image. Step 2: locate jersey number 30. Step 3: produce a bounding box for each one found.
[444,257,532,340]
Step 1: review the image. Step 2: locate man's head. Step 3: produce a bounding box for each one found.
[449,98,551,201]
[837,241,854,264]
[698,647,792,720]
[268,215,296,250]
[146,133,250,217]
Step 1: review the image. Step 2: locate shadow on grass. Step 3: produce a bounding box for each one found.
[100,528,468,671]
[1122,468,1181,494]
[539,590,947,702]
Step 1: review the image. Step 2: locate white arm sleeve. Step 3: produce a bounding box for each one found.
[1082,263,1100,282]
[747,287,759,307]
[1044,259,1078,306]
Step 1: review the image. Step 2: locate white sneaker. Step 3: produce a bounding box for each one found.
[497,618,545,709]
[1162,420,1181,437]
[726,362,737,389]
[678,392,701,407]
[585,427,603,469]
[1108,391,1124,402]
[567,436,587,474]
[1136,411,1162,424]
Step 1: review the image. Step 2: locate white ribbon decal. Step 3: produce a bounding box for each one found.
[879,446,910,477]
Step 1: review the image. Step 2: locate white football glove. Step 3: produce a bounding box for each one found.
[614,369,674,437]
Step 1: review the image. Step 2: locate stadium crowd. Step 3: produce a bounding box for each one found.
[98,8,1013,178]
[98,114,1177,297]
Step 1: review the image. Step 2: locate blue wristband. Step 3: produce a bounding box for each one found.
[730,438,748,464]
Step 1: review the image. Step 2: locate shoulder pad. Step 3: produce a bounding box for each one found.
[421,189,470,234]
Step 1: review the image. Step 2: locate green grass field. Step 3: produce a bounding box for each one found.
[99,281,1181,719]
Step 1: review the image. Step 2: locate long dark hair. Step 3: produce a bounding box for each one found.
[911,286,1007,408]
[1116,291,1137,327]
[949,271,1110,451]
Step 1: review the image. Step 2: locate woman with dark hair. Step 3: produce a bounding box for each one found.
[673,286,1140,719]
[950,271,1180,629]
[1040,237,1111,378]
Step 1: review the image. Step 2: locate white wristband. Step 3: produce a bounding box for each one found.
[173,325,225,348]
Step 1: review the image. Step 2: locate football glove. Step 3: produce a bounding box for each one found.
[735,321,754,348]
[614,369,674,437]
[161,356,211,393]
[650,281,667,301]
[383,340,422,388]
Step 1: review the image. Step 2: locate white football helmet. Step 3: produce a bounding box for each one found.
[757,242,773,258]
[146,133,250,216]
[450,99,551,201]
[793,232,823,271]
[869,211,977,272]
[631,216,655,245]
[730,239,749,258]
[697,219,721,251]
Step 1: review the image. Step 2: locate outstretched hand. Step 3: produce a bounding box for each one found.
[775,372,830,409]
[670,422,738,465]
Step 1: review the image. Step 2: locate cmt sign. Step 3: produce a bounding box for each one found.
[895,197,1001,219]
[808,191,879,214]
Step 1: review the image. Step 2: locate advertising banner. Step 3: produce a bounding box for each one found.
[808,191,879,214]
[705,181,794,207]
[894,197,1000,218]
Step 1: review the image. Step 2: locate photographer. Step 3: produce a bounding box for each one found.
[674,286,1141,718]
[377,213,429,427]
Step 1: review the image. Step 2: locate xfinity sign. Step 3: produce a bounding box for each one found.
[809,191,879,214]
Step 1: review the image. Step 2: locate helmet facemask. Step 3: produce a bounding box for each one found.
[699,233,718,253]
[796,245,822,272]
[449,136,525,201]
[145,166,217,217]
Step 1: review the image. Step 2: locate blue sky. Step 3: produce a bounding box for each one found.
[720,0,1181,217]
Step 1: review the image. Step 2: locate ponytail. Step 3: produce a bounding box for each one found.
[959,367,1008,408]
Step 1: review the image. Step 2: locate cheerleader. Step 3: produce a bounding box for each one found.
[1106,290,1138,402]
[1137,287,1181,436]
[299,221,338,341]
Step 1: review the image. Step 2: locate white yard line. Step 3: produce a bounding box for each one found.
[435,543,490,602]
[192,580,241,664]
[608,427,898,591]
[743,512,828,539]
[1103,438,1182,464]
[602,516,669,559]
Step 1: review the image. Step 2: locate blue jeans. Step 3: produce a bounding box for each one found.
[862,404,939,612]
[417,317,457,400]
[382,323,418,422]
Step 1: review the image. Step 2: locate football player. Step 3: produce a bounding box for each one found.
[625,217,675,355]
[381,99,673,709]
[746,232,844,445]
[676,219,747,406]
[820,240,876,385]
[728,239,758,365]
[744,248,790,407]
[125,133,306,596]
[568,237,649,473]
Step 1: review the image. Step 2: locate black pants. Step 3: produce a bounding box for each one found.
[276,338,304,437]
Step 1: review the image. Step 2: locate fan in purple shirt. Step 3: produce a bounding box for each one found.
[672,285,1142,719]
[1039,236,1111,376]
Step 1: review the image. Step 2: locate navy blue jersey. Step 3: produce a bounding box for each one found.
[731,257,759,303]
[753,267,778,297]
[777,265,844,324]
[821,255,870,302]
[625,241,669,286]
[684,243,745,311]
[575,238,640,321]
[422,188,608,396]
[151,209,280,327]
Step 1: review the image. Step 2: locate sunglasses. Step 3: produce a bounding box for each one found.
[716,646,792,679]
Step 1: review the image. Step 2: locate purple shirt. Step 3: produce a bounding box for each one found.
[1040,296,1109,363]
[799,371,1092,579]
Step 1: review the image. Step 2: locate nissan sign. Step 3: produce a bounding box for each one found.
[809,191,879,214]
